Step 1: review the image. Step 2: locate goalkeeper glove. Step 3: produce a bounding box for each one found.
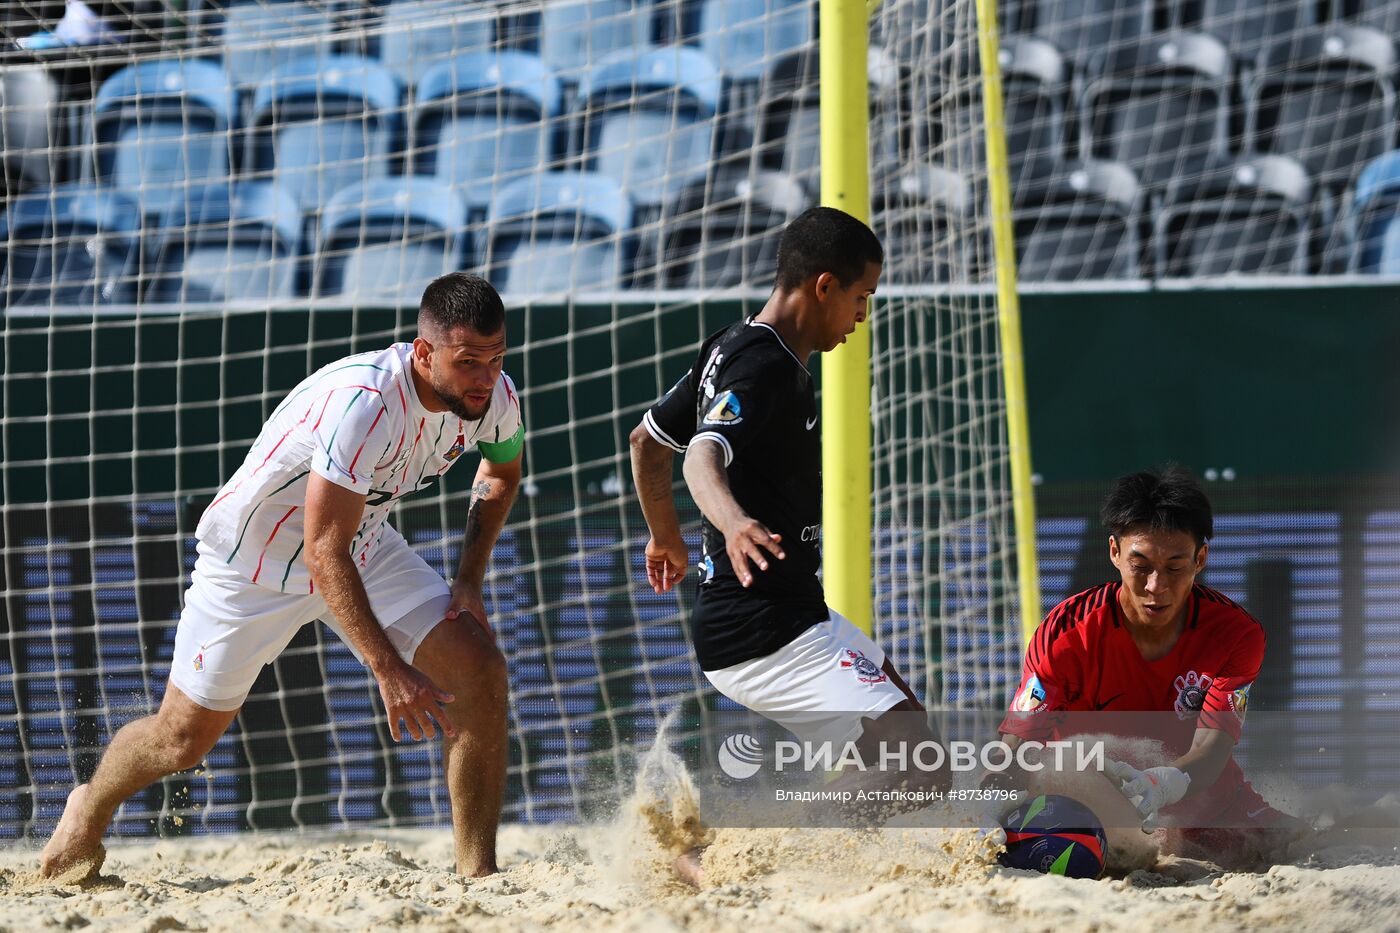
[1105,759,1191,832]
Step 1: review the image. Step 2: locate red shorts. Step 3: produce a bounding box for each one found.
[1174,781,1293,867]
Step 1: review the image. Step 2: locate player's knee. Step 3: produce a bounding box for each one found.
[438,627,507,698]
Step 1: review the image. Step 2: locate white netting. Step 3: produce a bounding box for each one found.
[0,0,1035,841]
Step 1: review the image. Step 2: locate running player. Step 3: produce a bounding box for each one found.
[630,209,946,861]
[992,465,1301,867]
[41,272,521,880]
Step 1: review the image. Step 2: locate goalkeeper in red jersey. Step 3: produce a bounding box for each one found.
[990,465,1304,868]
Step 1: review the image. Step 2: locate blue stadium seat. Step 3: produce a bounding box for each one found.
[915,36,1066,194]
[247,54,401,214]
[531,0,655,79]
[574,46,720,207]
[1246,25,1397,192]
[147,181,302,303]
[378,0,497,89]
[1079,32,1231,193]
[221,0,338,92]
[1172,0,1318,65]
[414,52,561,215]
[873,162,980,285]
[1346,0,1400,35]
[0,184,141,306]
[92,59,235,218]
[757,45,902,194]
[1,65,60,193]
[1013,159,1143,280]
[313,177,468,300]
[1153,154,1312,277]
[1344,150,1400,273]
[484,172,632,294]
[698,0,813,81]
[655,165,807,288]
[1026,0,1153,66]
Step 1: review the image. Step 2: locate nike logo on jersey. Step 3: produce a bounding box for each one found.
[806,414,817,430]
[1246,805,1272,819]
[1094,693,1124,710]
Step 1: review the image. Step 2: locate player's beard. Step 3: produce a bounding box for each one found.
[430,370,492,421]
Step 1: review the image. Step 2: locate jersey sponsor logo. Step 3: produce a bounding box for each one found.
[699,554,715,585]
[443,433,466,462]
[1173,670,1214,719]
[703,391,743,425]
[800,523,821,542]
[1013,673,1048,713]
[700,349,724,400]
[1230,682,1252,721]
[839,648,887,685]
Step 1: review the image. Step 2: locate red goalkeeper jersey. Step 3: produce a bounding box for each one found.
[1000,582,1266,821]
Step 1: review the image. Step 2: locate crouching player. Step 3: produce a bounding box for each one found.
[987,466,1304,869]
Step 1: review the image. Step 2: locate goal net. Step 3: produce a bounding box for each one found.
[0,0,1028,840]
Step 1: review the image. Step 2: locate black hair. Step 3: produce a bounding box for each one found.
[418,272,506,337]
[1100,464,1214,547]
[774,206,884,290]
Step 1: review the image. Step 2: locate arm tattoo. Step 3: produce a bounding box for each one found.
[463,481,491,553]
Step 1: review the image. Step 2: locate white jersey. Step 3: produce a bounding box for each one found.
[197,343,523,594]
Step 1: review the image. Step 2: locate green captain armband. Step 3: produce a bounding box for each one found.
[478,424,525,463]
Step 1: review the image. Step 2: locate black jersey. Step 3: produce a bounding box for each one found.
[643,318,827,670]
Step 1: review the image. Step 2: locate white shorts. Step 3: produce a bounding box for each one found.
[169,529,451,712]
[704,613,909,746]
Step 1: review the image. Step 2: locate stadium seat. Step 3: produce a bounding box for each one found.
[92,60,236,219]
[654,165,807,288]
[1026,0,1153,66]
[1153,154,1312,277]
[1342,150,1400,273]
[0,184,141,307]
[917,36,1066,194]
[1245,25,1396,192]
[530,0,654,80]
[698,0,814,81]
[573,46,720,208]
[1170,0,1317,66]
[378,0,497,89]
[1346,0,1400,36]
[414,52,561,215]
[1078,33,1231,193]
[756,45,901,194]
[0,65,60,194]
[312,177,468,300]
[483,172,631,294]
[220,0,338,92]
[873,162,980,285]
[146,181,302,303]
[1013,160,1143,280]
[246,54,401,214]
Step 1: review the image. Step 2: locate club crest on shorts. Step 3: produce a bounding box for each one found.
[443,433,466,462]
[703,391,743,425]
[1174,670,1214,719]
[1013,673,1048,713]
[193,646,205,672]
[839,648,887,685]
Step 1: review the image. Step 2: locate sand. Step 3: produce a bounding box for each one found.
[3,741,1399,931]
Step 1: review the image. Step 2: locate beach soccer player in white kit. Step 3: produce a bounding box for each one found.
[42,272,523,880]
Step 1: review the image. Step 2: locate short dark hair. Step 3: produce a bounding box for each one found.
[418,272,505,338]
[774,206,884,290]
[1100,464,1214,547]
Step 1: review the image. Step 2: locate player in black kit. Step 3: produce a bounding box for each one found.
[630,208,947,883]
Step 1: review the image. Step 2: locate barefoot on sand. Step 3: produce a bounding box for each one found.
[39,784,107,883]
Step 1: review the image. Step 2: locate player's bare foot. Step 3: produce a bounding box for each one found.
[672,846,705,889]
[39,784,107,883]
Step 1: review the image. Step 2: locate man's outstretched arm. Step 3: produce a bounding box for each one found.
[450,452,522,638]
[630,422,688,593]
[682,439,784,588]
